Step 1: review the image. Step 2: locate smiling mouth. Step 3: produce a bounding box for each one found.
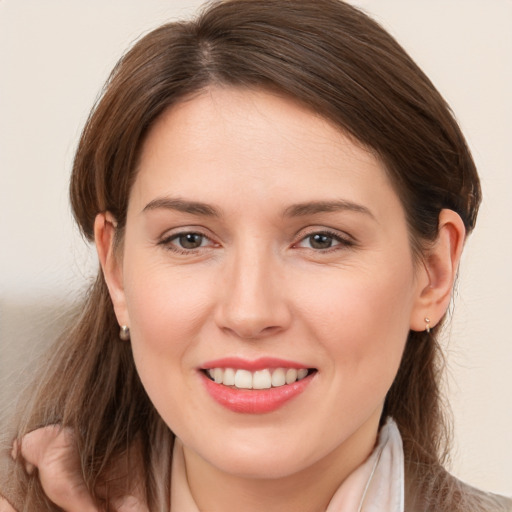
[203,367,317,390]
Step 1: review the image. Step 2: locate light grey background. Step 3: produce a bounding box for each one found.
[1,0,511,495]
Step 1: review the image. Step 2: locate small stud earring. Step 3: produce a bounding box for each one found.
[119,325,130,341]
[424,317,431,333]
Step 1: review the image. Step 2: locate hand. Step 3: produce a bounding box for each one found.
[13,426,149,512]
[15,425,98,512]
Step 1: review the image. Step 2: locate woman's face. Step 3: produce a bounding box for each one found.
[109,87,427,479]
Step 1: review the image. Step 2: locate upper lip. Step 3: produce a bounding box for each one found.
[200,357,312,372]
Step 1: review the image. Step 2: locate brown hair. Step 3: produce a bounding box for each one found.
[2,1,508,510]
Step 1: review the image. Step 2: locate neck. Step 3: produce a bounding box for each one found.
[181,411,381,512]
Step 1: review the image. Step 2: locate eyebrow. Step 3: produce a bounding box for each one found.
[283,200,374,219]
[142,197,221,217]
[142,196,374,220]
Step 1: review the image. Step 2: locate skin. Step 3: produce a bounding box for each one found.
[10,86,464,512]
[98,87,465,512]
[6,428,148,512]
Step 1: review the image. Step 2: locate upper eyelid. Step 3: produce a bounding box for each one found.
[295,233,353,249]
[158,231,219,255]
[158,229,218,250]
[294,226,356,243]
[156,225,355,246]
[159,226,215,241]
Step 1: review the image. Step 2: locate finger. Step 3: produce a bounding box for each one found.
[11,439,33,474]
[38,479,99,512]
[19,426,99,512]
[20,427,66,477]
[10,440,18,461]
[18,425,63,467]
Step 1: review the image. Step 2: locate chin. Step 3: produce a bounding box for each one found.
[212,450,311,480]
[185,429,326,480]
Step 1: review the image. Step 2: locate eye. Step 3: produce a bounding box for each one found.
[295,230,353,251]
[305,233,338,249]
[159,231,215,253]
[174,233,207,249]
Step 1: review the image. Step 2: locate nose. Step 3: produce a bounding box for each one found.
[214,244,292,340]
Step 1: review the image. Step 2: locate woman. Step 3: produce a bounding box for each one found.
[1,0,510,510]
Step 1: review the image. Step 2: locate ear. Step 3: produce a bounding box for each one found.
[410,209,466,331]
[94,212,130,328]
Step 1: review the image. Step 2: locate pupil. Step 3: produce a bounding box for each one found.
[180,233,203,249]
[310,234,332,249]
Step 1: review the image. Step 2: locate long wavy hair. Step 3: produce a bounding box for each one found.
[2,1,509,510]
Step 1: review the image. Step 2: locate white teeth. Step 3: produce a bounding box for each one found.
[222,368,236,386]
[285,368,298,384]
[206,367,311,389]
[297,368,308,380]
[253,369,272,389]
[213,368,223,384]
[234,369,253,389]
[271,368,286,387]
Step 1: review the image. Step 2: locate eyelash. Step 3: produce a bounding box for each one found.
[158,228,355,255]
[293,229,355,252]
[158,231,217,255]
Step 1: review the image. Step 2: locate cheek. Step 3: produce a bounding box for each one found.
[120,254,215,415]
[294,260,415,377]
[124,255,213,352]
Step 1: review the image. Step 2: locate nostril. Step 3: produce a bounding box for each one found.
[261,325,283,335]
[222,323,283,340]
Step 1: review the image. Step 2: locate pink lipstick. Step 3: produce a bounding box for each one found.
[200,357,316,414]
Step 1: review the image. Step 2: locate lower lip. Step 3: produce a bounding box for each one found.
[201,372,314,414]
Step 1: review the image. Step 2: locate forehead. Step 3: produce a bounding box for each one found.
[130,86,401,218]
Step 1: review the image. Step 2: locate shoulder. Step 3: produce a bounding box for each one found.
[457,481,512,512]
[405,470,512,512]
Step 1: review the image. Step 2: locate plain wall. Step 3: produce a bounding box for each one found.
[1,0,511,495]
